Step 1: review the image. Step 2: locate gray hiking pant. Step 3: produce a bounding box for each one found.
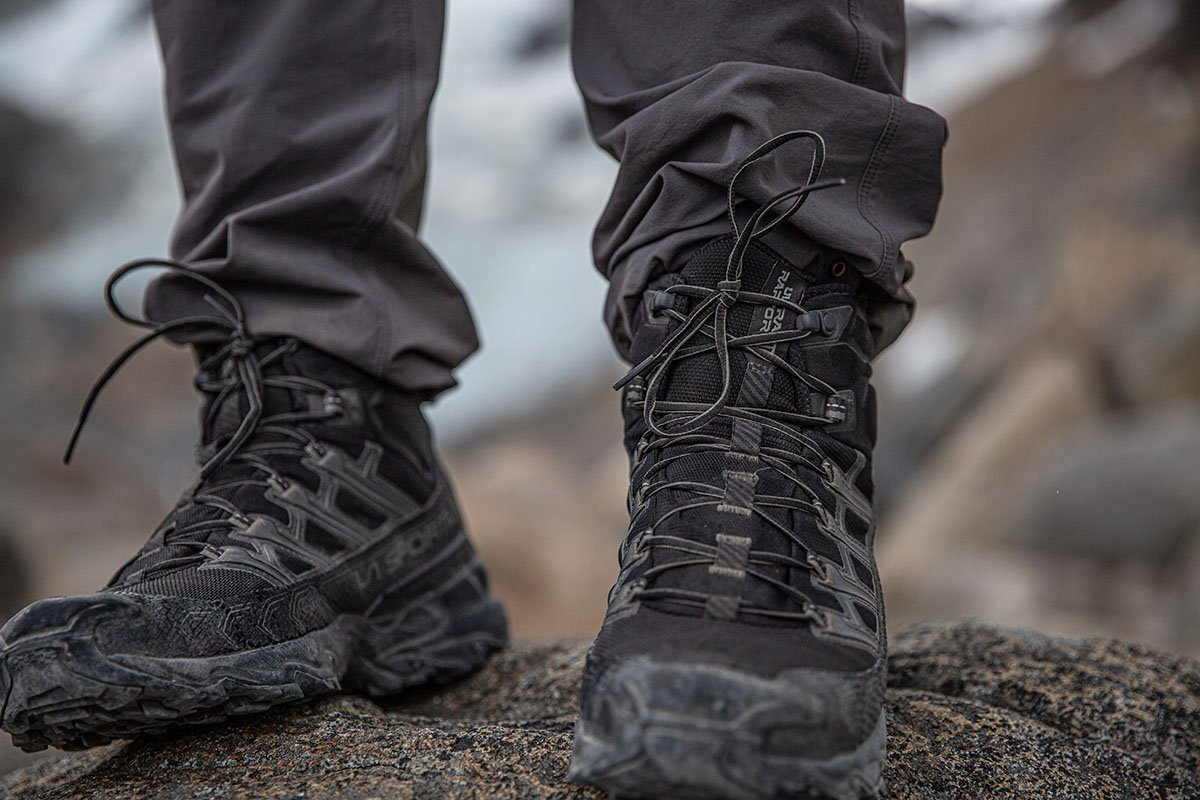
[146,0,947,396]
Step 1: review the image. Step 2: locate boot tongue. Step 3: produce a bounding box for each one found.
[660,238,810,411]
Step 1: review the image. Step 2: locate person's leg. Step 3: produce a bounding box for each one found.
[569,3,946,798]
[147,0,476,396]
[0,1,507,753]
[572,0,944,358]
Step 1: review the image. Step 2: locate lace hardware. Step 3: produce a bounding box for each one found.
[624,380,646,408]
[617,129,846,437]
[823,396,848,424]
[322,392,345,416]
[812,500,835,529]
[634,438,650,459]
[265,474,291,493]
[620,529,653,564]
[614,353,656,391]
[199,543,224,561]
[648,290,675,321]
[806,554,834,583]
[795,310,838,336]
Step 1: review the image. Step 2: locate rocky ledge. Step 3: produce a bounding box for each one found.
[2,620,1197,800]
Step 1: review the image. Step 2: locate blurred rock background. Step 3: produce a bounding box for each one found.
[2,0,1198,776]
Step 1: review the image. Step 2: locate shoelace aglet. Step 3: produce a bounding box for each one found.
[63,421,84,465]
[614,354,656,391]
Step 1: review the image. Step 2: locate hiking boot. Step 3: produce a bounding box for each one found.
[570,132,887,800]
[0,261,507,752]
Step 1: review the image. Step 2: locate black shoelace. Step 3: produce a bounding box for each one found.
[613,131,855,625]
[64,260,344,577]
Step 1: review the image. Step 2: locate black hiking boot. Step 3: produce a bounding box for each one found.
[570,132,886,800]
[0,261,507,752]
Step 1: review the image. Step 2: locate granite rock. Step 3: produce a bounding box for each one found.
[3,621,1197,800]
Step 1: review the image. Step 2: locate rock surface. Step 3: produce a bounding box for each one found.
[3,621,1197,800]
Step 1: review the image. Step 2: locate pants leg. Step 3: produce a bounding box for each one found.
[571,1,948,357]
[146,0,475,396]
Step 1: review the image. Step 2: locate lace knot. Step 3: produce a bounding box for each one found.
[716,279,741,307]
[228,335,253,358]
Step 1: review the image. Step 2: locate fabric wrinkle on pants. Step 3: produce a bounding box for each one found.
[146,0,471,397]
[145,0,947,394]
[572,0,946,357]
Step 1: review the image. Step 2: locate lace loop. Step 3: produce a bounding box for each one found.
[67,261,356,585]
[614,129,845,438]
[65,258,263,477]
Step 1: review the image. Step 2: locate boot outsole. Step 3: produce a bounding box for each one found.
[568,659,886,800]
[0,540,507,753]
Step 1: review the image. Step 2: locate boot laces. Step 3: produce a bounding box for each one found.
[64,259,345,579]
[613,131,858,625]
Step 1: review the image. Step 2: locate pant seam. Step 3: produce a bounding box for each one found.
[848,0,872,87]
[859,95,900,282]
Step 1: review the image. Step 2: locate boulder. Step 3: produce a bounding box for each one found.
[3,621,1197,799]
[877,349,1104,630]
[1108,275,1200,408]
[1015,407,1200,562]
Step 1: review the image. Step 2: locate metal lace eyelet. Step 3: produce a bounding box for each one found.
[807,555,832,584]
[304,442,328,460]
[831,260,847,278]
[266,474,290,492]
[323,393,345,415]
[622,580,645,604]
[812,501,831,528]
